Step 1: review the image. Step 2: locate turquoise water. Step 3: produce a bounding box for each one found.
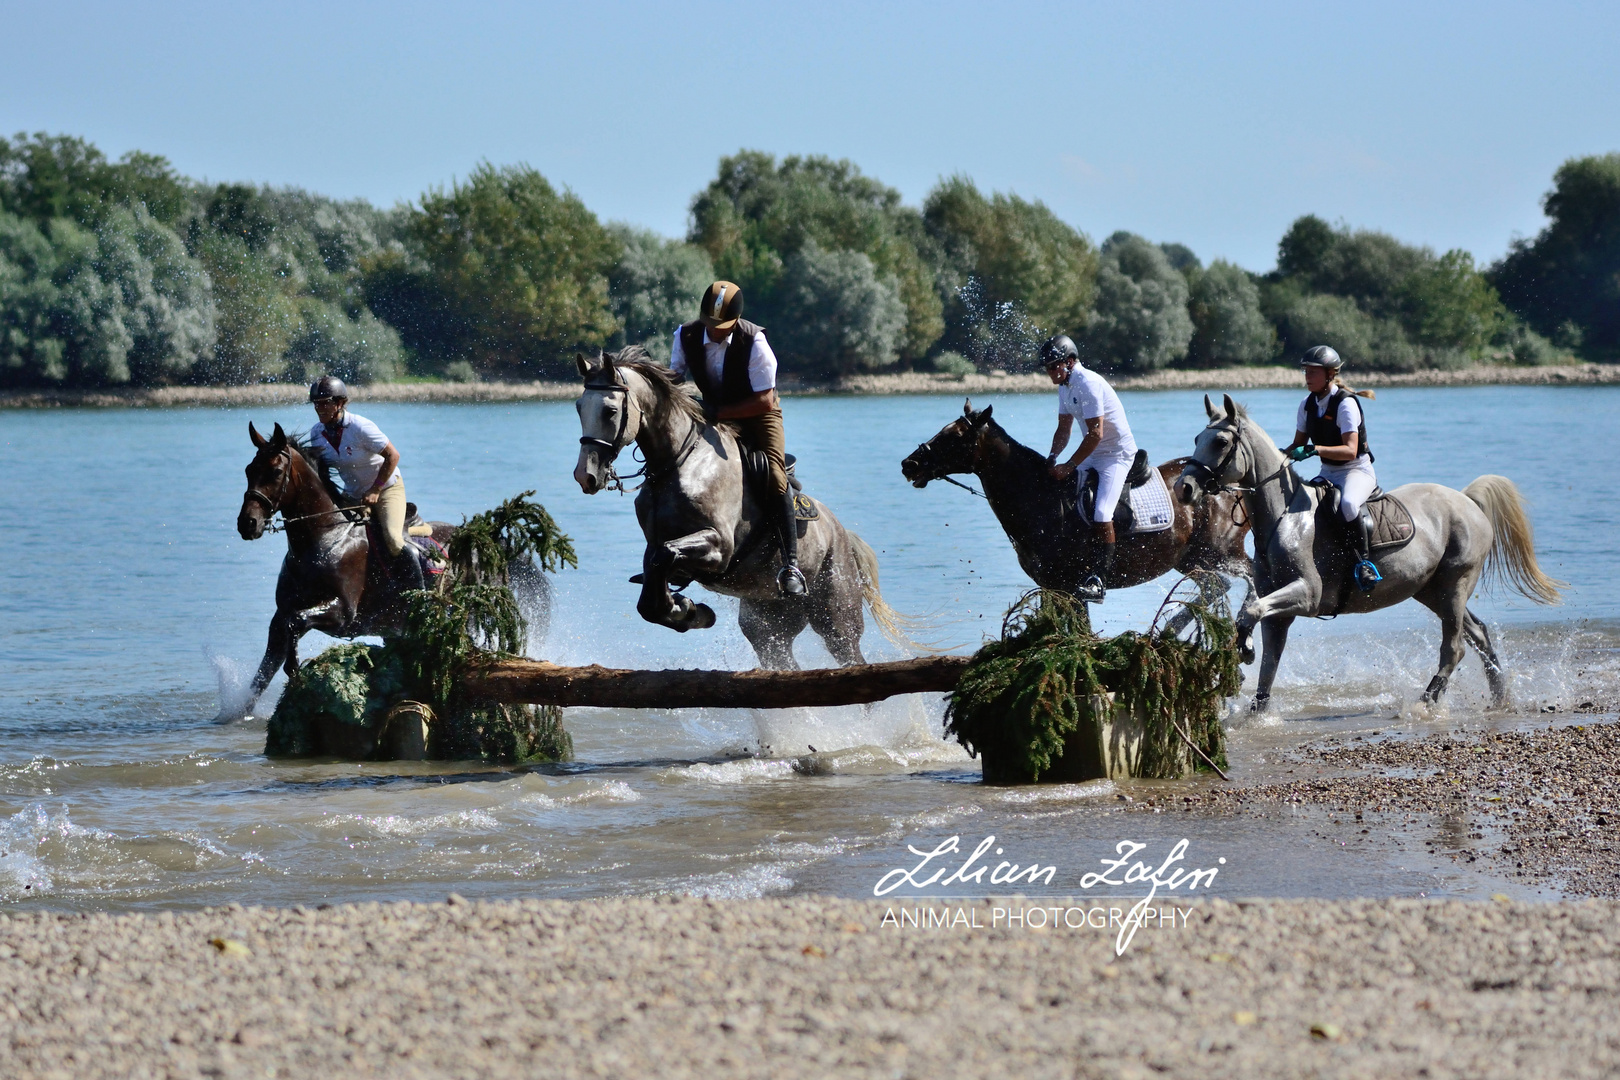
[0,385,1614,910]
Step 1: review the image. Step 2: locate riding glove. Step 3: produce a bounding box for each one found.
[1286,445,1316,462]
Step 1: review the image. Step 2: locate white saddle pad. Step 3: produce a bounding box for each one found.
[1126,467,1174,534]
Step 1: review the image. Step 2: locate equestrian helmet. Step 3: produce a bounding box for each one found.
[698,280,744,331]
[1039,334,1079,369]
[308,375,349,402]
[1299,345,1343,370]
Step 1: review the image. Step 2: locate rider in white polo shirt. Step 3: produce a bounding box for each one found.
[306,376,424,592]
[1041,334,1138,603]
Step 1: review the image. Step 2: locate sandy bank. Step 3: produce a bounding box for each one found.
[4,363,1615,410]
[0,894,1615,1079]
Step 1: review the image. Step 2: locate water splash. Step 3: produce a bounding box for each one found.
[206,648,277,723]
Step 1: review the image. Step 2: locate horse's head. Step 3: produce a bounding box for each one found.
[901,400,993,488]
[573,350,640,495]
[1175,393,1247,506]
[239,421,292,539]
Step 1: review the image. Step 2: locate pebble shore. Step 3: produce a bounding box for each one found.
[4,363,1616,409]
[2,893,1617,1079]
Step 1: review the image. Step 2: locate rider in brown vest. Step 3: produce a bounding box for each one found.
[670,281,806,595]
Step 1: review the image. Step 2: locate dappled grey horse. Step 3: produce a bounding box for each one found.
[572,348,903,669]
[1175,394,1564,711]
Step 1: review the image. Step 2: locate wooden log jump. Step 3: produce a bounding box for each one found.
[460,655,972,710]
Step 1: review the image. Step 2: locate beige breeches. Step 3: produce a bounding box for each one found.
[375,482,408,556]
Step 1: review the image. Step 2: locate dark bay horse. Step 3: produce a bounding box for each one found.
[1175,394,1564,711]
[900,401,1253,607]
[226,421,459,720]
[573,348,904,669]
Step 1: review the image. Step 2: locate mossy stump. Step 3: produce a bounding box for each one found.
[267,643,572,764]
[946,589,1238,786]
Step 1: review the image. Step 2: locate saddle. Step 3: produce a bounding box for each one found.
[356,502,448,586]
[1308,480,1416,553]
[1074,450,1174,535]
[743,450,819,522]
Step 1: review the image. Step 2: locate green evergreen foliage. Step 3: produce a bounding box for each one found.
[1187,259,1276,366]
[267,493,576,764]
[1492,153,1620,359]
[371,163,620,378]
[923,176,1096,370]
[945,589,1238,783]
[606,225,714,361]
[1081,232,1194,373]
[689,152,943,371]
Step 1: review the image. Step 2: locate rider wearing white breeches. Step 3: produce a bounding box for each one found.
[1283,346,1381,591]
[1040,334,1138,603]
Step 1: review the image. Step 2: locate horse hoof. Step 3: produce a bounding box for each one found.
[1238,634,1255,665]
[691,604,717,630]
[1248,695,1270,714]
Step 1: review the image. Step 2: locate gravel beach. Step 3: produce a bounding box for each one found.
[2,893,1618,1080]
[3,363,1616,409]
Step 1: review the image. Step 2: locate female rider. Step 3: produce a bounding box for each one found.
[306,376,424,591]
[1282,346,1381,591]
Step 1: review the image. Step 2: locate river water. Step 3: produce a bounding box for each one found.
[0,386,1615,911]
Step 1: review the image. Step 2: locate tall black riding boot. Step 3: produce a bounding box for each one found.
[776,488,807,596]
[1352,508,1381,592]
[1077,541,1115,603]
[393,544,427,594]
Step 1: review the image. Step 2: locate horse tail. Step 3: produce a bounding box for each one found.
[848,531,930,649]
[1464,475,1565,605]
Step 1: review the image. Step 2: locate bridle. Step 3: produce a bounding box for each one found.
[1184,421,1247,496]
[579,381,702,494]
[242,447,361,532]
[905,433,987,499]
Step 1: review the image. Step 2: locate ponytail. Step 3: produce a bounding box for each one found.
[1331,373,1375,401]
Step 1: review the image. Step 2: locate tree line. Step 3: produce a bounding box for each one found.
[3,132,1616,389]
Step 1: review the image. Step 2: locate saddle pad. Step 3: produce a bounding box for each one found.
[1125,467,1174,534]
[1367,492,1415,552]
[793,493,820,521]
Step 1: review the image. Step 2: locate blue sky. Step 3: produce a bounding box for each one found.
[4,1,1616,271]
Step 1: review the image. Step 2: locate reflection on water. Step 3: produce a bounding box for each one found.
[0,387,1615,910]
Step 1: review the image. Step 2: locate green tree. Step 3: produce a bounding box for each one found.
[605,225,714,361]
[690,152,942,364]
[0,132,187,227]
[376,163,618,377]
[1187,259,1275,366]
[1080,231,1192,373]
[770,243,907,375]
[923,176,1097,368]
[1492,153,1620,358]
[1400,249,1505,351]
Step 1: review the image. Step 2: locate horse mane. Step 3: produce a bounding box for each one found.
[981,414,1050,471]
[592,346,707,426]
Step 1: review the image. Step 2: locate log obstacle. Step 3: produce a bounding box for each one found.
[459,655,973,710]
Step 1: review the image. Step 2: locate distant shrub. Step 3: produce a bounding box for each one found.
[931,350,976,377]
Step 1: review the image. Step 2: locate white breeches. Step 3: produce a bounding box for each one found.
[1318,458,1377,520]
[1081,455,1132,523]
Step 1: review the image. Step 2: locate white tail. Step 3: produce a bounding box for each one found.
[848,532,933,649]
[1464,475,1565,605]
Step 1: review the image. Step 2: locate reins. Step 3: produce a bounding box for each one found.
[245,447,366,534]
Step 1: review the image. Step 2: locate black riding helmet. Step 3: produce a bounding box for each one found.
[309,375,349,402]
[1299,345,1343,370]
[1039,334,1079,369]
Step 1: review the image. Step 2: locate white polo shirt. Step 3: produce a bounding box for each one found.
[309,412,401,498]
[1059,365,1137,462]
[668,326,779,393]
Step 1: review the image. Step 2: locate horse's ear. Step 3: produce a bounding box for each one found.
[600,348,615,376]
[1223,394,1238,422]
[575,352,592,380]
[962,398,974,417]
[270,422,287,450]
[249,421,267,448]
[1204,394,1218,421]
[975,404,993,425]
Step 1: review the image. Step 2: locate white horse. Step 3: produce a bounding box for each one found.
[572,348,903,669]
[1175,394,1563,711]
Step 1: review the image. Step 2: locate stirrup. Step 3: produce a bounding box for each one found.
[1354,559,1382,591]
[777,565,808,596]
[1075,575,1106,604]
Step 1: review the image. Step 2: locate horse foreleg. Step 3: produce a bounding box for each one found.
[1237,577,1319,665]
[1463,609,1508,708]
[636,530,723,633]
[283,599,350,676]
[1251,616,1294,714]
[230,614,293,720]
